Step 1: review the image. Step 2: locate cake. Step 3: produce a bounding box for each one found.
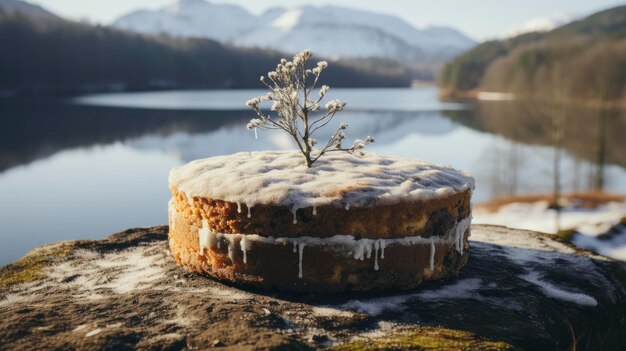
[168,150,474,293]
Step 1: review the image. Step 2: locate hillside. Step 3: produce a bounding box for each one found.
[439,5,626,103]
[0,12,413,96]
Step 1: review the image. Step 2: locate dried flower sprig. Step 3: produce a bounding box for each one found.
[246,49,374,167]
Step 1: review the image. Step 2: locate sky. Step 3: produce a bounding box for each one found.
[30,0,626,40]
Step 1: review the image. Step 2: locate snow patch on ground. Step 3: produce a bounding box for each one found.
[418,278,483,300]
[474,200,626,261]
[356,321,400,339]
[0,293,28,307]
[572,225,626,261]
[333,278,484,316]
[204,286,252,300]
[311,306,355,318]
[2,243,255,306]
[520,272,598,306]
[46,246,168,297]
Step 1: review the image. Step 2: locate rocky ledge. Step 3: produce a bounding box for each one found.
[1,225,626,350]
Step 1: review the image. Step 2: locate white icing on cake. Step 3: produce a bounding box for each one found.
[196,215,472,278]
[169,151,474,210]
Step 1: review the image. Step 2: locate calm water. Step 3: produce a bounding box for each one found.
[1,87,625,264]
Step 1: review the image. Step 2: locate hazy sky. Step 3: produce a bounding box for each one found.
[31,0,626,40]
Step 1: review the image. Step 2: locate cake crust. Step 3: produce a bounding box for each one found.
[170,186,472,239]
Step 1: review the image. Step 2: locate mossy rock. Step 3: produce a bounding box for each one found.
[556,228,577,242]
[331,326,517,351]
[0,241,78,288]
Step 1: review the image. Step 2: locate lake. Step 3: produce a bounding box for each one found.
[1,87,625,264]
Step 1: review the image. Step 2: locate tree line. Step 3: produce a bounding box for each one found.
[0,12,413,96]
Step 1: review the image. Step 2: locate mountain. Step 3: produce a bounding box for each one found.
[113,0,475,64]
[439,5,626,103]
[0,0,57,18]
[0,11,413,96]
[111,0,257,43]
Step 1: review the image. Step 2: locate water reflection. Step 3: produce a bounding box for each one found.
[0,88,625,264]
[444,101,626,198]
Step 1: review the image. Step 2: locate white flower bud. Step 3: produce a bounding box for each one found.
[340,122,348,129]
[325,99,345,112]
[245,97,261,107]
[271,101,281,111]
[246,118,265,129]
[317,61,328,69]
[319,85,329,97]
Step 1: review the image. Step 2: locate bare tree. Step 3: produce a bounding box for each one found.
[245,50,373,167]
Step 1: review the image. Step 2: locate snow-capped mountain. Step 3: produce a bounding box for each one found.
[113,0,475,62]
[113,0,257,43]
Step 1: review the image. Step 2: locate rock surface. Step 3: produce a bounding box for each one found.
[1,225,626,350]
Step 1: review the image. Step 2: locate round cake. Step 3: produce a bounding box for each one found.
[168,151,474,293]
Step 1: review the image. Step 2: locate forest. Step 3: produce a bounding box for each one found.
[439,5,626,104]
[0,12,414,96]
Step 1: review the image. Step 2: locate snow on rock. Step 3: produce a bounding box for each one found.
[474,199,626,261]
[333,278,484,317]
[520,272,598,306]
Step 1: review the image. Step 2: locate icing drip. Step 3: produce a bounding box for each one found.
[195,215,471,278]
[247,204,252,218]
[228,242,235,262]
[345,203,350,210]
[185,193,195,208]
[198,219,213,256]
[429,238,435,271]
[374,240,380,271]
[312,206,317,216]
[198,228,209,256]
[291,206,298,224]
[298,243,305,278]
[453,216,472,254]
[240,236,250,264]
[353,239,372,260]
[237,202,242,214]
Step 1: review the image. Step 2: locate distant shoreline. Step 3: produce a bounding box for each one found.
[439,88,626,109]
